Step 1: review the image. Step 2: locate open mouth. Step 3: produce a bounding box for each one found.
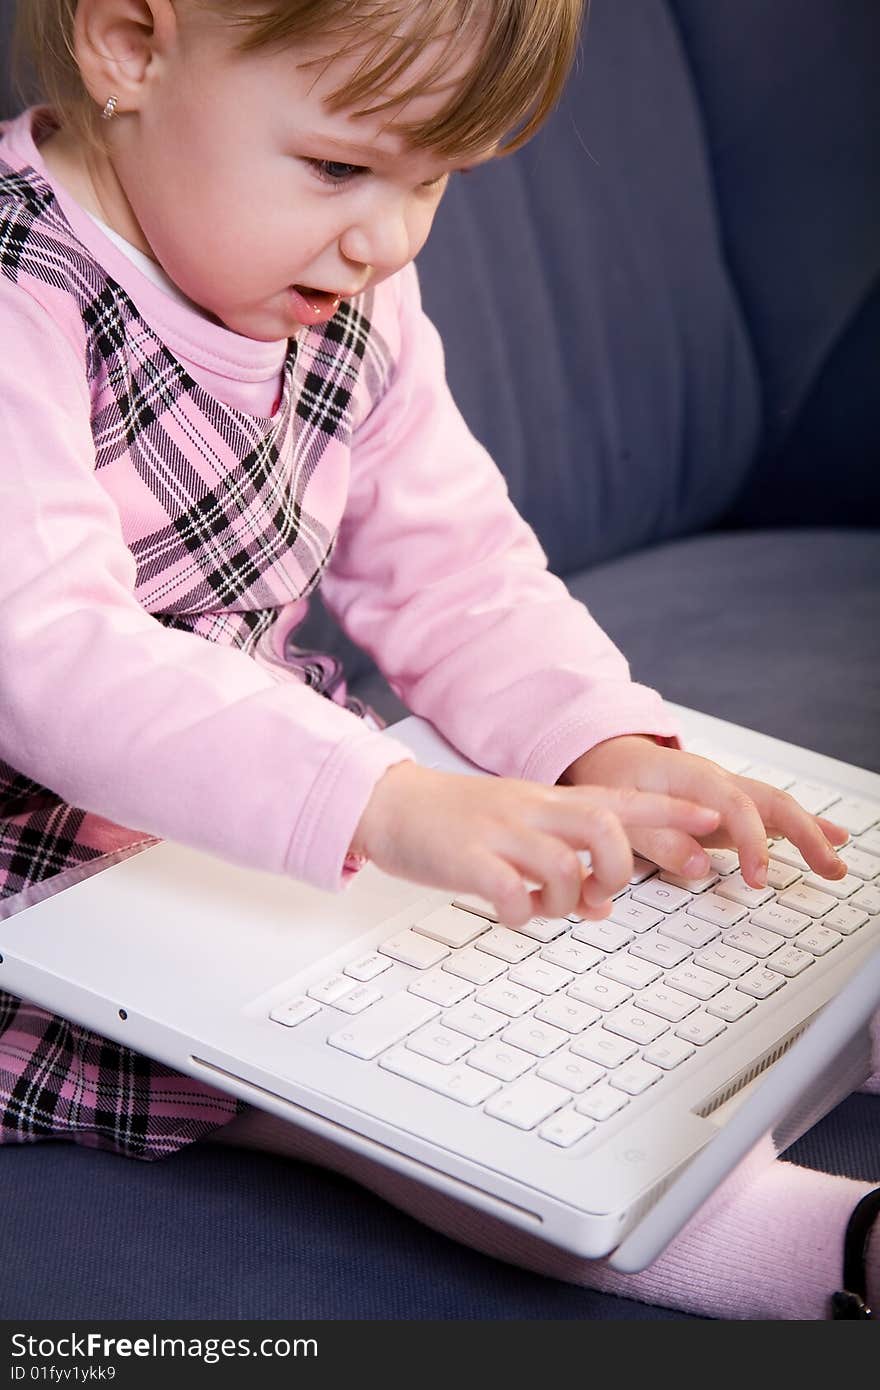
[293,284,340,303]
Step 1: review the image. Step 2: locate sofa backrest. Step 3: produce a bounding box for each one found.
[416,0,761,575]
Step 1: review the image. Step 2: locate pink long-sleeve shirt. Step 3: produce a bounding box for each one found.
[0,106,684,899]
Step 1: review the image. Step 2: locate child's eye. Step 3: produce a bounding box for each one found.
[307,159,365,186]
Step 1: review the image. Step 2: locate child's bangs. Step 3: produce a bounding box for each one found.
[222,1,584,160]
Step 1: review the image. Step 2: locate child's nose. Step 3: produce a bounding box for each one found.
[340,204,412,277]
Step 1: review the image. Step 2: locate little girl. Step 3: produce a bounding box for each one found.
[1,0,876,1319]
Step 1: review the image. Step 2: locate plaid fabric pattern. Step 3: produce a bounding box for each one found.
[0,152,393,1157]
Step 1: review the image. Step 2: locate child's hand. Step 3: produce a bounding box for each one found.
[349,761,722,928]
[562,735,851,891]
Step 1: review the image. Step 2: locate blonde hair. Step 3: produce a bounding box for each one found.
[12,0,585,159]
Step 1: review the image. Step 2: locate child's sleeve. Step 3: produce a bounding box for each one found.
[320,261,685,786]
[0,283,415,892]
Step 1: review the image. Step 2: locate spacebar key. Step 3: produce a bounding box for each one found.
[380,1047,501,1105]
[327,994,439,1060]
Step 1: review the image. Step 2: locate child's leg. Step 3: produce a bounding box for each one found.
[208,1104,878,1320]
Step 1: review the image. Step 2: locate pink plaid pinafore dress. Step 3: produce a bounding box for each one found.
[0,153,393,1159]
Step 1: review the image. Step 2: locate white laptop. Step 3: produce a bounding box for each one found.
[0,702,878,1273]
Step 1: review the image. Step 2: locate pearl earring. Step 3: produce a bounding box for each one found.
[100,95,119,120]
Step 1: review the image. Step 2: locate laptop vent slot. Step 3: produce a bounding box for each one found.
[694,1018,814,1119]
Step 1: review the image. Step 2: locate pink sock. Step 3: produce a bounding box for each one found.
[209,1109,878,1320]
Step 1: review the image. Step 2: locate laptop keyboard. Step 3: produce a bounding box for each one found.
[269,747,880,1150]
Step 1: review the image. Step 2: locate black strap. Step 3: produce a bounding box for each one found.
[831,1186,880,1320]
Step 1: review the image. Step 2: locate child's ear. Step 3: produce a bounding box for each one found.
[73,0,179,115]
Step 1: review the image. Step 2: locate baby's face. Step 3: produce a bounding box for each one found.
[110,19,492,339]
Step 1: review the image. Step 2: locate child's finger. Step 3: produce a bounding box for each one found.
[570,786,722,833]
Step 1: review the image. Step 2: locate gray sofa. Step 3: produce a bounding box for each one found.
[2,0,878,1320]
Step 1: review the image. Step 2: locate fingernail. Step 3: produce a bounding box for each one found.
[684,851,711,876]
[754,864,768,888]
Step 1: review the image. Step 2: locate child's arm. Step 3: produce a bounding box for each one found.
[321,259,683,789]
[0,281,416,892]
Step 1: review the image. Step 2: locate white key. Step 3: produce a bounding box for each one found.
[692,943,755,979]
[501,1019,569,1057]
[635,984,699,1024]
[610,898,665,932]
[539,1107,597,1147]
[706,988,757,1022]
[441,946,507,985]
[855,828,880,858]
[465,1042,534,1082]
[749,901,811,938]
[659,868,719,893]
[269,997,321,1028]
[474,927,541,964]
[823,797,880,836]
[769,840,810,871]
[603,1004,669,1045]
[706,847,741,876]
[766,859,802,892]
[343,952,394,983]
[413,904,490,948]
[643,1035,696,1070]
[714,871,775,909]
[737,966,786,999]
[407,1023,473,1063]
[328,994,439,1060]
[567,974,632,1011]
[628,932,692,968]
[597,955,663,990]
[778,884,837,918]
[332,984,384,1014]
[740,762,795,790]
[571,919,634,951]
[824,902,869,936]
[516,915,570,943]
[853,883,880,915]
[686,892,748,928]
[631,880,693,913]
[575,1082,630,1121]
[451,894,498,922]
[379,1047,500,1106]
[785,780,841,816]
[443,1001,508,1040]
[629,854,659,884]
[608,1059,664,1096]
[533,995,600,1033]
[795,925,842,956]
[380,930,449,970]
[308,974,360,1006]
[665,963,728,1000]
[475,980,541,1017]
[540,939,603,972]
[838,846,880,880]
[722,923,783,958]
[675,1012,727,1046]
[659,912,721,949]
[571,1027,638,1068]
[765,945,814,978]
[537,1051,606,1093]
[409,969,473,1007]
[484,1075,570,1129]
[803,871,861,900]
[508,958,574,994]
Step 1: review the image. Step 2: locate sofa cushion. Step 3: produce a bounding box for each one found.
[567,527,880,772]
